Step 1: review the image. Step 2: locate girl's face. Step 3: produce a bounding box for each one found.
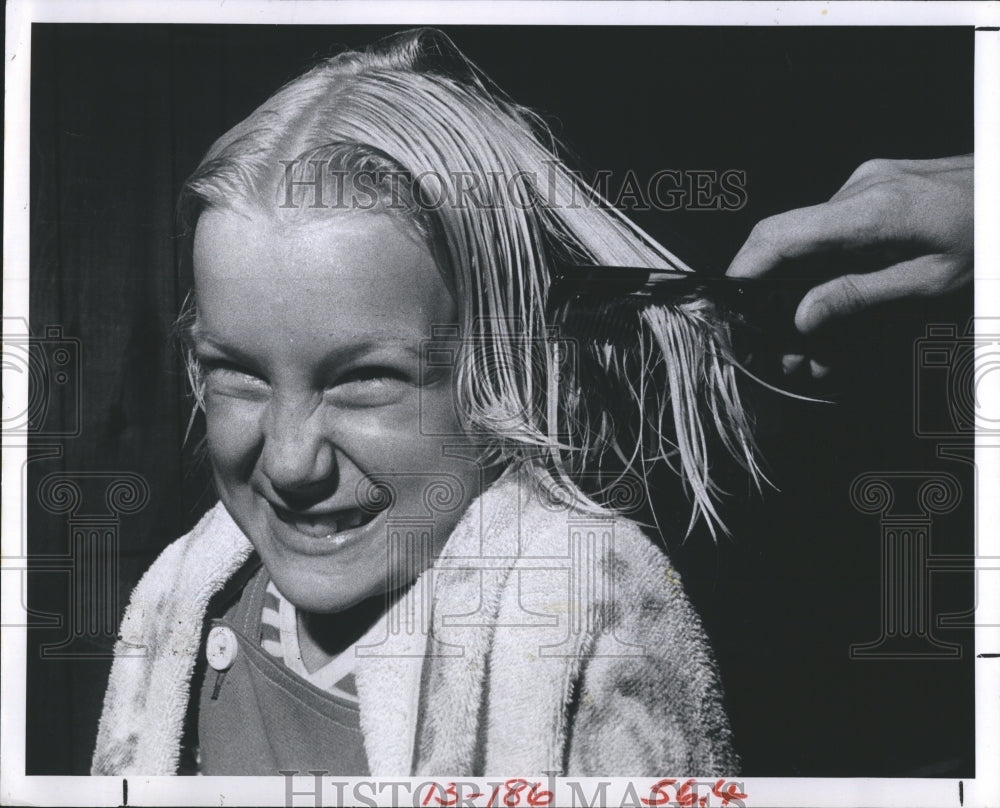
[192,207,483,614]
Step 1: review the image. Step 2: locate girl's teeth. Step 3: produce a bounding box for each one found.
[291,509,368,537]
[307,515,338,532]
[293,515,338,537]
[341,511,365,529]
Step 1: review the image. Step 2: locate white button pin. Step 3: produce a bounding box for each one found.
[206,626,238,671]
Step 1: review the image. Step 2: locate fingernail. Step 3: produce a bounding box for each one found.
[783,354,805,374]
[810,359,830,379]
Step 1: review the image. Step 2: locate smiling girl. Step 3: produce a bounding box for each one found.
[92,29,753,777]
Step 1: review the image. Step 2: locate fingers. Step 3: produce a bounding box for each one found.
[777,255,957,379]
[782,353,805,374]
[726,193,893,279]
[727,155,974,282]
[833,155,973,202]
[793,254,957,334]
[726,156,973,378]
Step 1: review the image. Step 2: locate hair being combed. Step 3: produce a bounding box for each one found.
[179,28,763,538]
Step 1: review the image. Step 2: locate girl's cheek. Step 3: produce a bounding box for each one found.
[349,387,465,455]
[202,385,465,476]
[403,379,465,439]
[204,399,265,473]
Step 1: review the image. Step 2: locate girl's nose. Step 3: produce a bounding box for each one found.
[260,398,338,500]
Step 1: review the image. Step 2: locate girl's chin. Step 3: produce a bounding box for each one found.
[270,569,385,615]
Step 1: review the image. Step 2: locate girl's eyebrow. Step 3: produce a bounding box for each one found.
[190,325,424,363]
[189,329,264,370]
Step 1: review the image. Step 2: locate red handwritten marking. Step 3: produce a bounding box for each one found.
[423,777,745,808]
[641,778,749,808]
[526,781,554,807]
[641,778,679,806]
[421,782,458,807]
[503,779,529,806]
[676,779,700,807]
[476,779,554,807]
[712,780,749,807]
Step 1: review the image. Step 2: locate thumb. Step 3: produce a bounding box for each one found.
[794,256,954,334]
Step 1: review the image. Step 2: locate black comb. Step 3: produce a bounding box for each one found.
[548,265,816,348]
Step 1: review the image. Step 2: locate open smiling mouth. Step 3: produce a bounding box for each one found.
[271,503,381,540]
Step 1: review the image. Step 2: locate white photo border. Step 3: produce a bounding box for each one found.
[3,2,998,807]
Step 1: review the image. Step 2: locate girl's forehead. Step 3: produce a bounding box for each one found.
[191,205,458,340]
[193,205,435,282]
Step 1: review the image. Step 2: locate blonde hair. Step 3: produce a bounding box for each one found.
[179,28,762,538]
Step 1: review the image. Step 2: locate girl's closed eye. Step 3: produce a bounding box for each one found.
[199,359,271,401]
[326,365,415,408]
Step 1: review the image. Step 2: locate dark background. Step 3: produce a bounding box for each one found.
[27,24,975,775]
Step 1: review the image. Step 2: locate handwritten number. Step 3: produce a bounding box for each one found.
[641,778,678,806]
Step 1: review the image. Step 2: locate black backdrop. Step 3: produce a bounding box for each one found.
[27,24,975,776]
